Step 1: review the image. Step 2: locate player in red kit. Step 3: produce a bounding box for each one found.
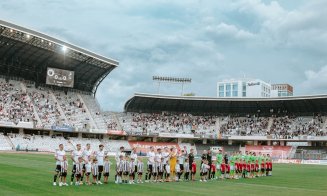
[246,161,251,178]
[210,163,216,180]
[242,160,247,179]
[255,160,259,177]
[220,160,226,179]
[191,160,196,181]
[267,154,272,176]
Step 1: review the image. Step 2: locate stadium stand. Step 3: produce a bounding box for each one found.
[1,20,327,164]
[9,134,73,152]
[0,133,13,150]
[0,79,36,125]
[68,137,102,150]
[294,146,327,160]
[101,139,131,152]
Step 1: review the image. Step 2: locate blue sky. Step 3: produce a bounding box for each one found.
[1,0,327,111]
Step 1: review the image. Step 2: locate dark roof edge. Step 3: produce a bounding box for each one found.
[0,19,119,66]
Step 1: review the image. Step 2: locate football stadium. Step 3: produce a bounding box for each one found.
[1,9,327,196]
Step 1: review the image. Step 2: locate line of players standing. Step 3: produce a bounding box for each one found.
[53,143,273,186]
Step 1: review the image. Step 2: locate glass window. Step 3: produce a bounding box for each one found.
[232,83,238,90]
[242,82,246,91]
[219,92,224,97]
[226,91,231,97]
[232,91,238,97]
[226,84,231,91]
[242,92,246,97]
[219,84,224,91]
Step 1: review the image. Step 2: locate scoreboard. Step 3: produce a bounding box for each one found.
[46,67,74,88]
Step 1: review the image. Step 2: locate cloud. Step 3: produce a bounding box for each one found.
[301,65,327,94]
[205,22,255,42]
[2,0,327,111]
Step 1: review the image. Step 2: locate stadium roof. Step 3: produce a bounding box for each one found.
[0,20,119,95]
[124,93,327,115]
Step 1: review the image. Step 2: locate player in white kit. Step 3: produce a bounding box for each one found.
[70,144,83,185]
[53,144,65,186]
[95,144,105,184]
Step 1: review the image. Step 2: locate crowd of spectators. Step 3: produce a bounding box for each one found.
[119,112,217,136]
[220,116,269,136]
[0,79,36,125]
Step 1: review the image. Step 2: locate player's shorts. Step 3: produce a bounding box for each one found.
[134,166,138,173]
[75,173,81,178]
[117,171,122,176]
[152,172,157,177]
[85,172,91,176]
[148,164,153,173]
[191,172,196,175]
[55,165,61,172]
[261,168,265,172]
[93,174,98,178]
[180,164,184,171]
[71,165,76,173]
[83,164,86,171]
[230,165,234,171]
[158,172,164,176]
[98,166,104,173]
[60,172,67,177]
[104,172,109,177]
[129,172,134,177]
[255,168,259,172]
[216,164,221,170]
[138,172,143,175]
[123,171,129,175]
[211,172,215,175]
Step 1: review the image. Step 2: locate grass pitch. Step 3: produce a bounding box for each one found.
[0,152,326,196]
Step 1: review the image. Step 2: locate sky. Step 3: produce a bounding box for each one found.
[1,0,327,111]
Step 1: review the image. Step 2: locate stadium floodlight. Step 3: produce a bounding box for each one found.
[152,75,192,95]
[26,34,30,39]
[62,45,67,52]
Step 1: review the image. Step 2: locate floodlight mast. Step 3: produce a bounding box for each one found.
[152,76,192,95]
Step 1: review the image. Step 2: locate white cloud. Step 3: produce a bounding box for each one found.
[2,0,327,111]
[301,65,327,94]
[205,22,255,41]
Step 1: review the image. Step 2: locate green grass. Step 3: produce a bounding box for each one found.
[0,153,327,196]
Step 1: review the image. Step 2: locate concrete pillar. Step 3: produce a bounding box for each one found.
[49,130,54,136]
[19,128,24,135]
[267,140,271,146]
[78,132,82,139]
[228,140,233,145]
[280,140,285,146]
[254,140,258,146]
[177,138,182,144]
[203,139,207,144]
[103,134,109,140]
[153,137,157,142]
[127,136,133,141]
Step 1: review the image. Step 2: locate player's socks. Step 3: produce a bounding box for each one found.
[54,174,58,183]
[98,173,102,181]
[81,176,84,181]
